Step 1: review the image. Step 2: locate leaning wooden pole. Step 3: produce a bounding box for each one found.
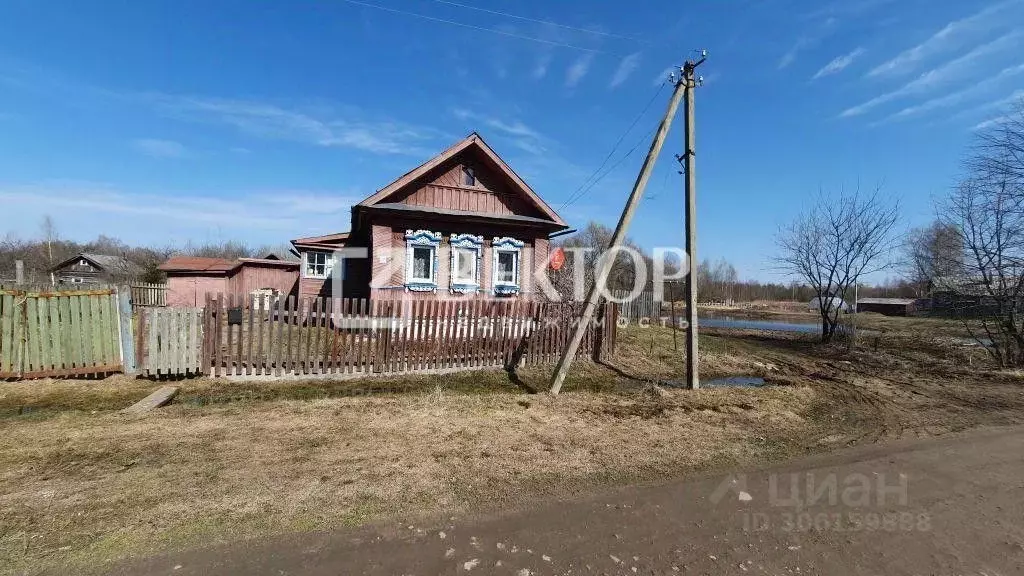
[549,74,687,395]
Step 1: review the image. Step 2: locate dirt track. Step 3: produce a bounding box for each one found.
[109,425,1024,575]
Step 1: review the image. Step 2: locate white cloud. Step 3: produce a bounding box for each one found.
[882,64,1024,122]
[974,115,1010,131]
[812,47,866,79]
[449,108,547,155]
[565,53,594,88]
[867,1,1019,78]
[840,32,1023,118]
[779,37,813,70]
[133,138,187,158]
[0,181,361,238]
[153,95,444,155]
[609,52,641,88]
[532,54,552,80]
[651,66,675,87]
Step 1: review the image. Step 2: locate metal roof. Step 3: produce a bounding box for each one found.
[856,298,917,305]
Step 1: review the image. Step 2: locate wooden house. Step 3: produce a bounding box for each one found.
[159,256,299,307]
[855,297,920,316]
[50,253,143,285]
[291,132,569,300]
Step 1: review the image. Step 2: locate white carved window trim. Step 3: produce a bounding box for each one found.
[491,236,524,295]
[405,229,442,292]
[450,233,483,293]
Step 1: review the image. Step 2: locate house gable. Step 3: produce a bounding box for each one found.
[357,133,567,227]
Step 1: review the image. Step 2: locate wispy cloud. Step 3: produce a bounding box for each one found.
[881,64,1024,123]
[155,96,444,155]
[451,108,547,154]
[840,32,1023,118]
[532,53,552,80]
[133,138,188,158]
[974,115,1011,131]
[609,52,641,88]
[812,47,866,79]
[778,38,810,70]
[651,66,675,87]
[867,1,1018,78]
[0,181,361,233]
[565,53,594,88]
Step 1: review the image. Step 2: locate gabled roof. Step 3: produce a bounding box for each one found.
[51,252,144,275]
[357,132,567,227]
[159,256,236,273]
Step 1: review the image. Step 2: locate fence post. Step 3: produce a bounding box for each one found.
[117,286,137,376]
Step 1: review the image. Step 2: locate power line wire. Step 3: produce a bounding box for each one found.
[429,0,645,44]
[558,84,666,210]
[560,121,660,210]
[339,0,602,52]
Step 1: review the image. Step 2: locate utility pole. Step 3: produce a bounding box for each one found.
[683,52,706,390]
[549,69,689,395]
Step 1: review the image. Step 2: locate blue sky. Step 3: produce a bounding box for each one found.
[1,0,1022,281]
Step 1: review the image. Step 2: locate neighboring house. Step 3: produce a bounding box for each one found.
[50,253,143,285]
[855,297,920,316]
[159,256,299,307]
[291,132,570,300]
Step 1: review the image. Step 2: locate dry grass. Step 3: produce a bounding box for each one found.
[0,316,1019,575]
[0,382,817,574]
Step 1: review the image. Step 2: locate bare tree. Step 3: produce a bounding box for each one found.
[902,221,964,296]
[939,99,1024,365]
[40,215,57,267]
[775,188,900,343]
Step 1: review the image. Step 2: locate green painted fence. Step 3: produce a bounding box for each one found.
[0,288,123,379]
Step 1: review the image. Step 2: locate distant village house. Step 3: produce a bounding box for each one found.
[50,253,143,285]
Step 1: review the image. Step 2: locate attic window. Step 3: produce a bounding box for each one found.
[462,166,476,187]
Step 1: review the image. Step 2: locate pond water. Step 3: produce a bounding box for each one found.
[698,315,821,334]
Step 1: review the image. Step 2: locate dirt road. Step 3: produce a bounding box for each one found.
[111,426,1024,576]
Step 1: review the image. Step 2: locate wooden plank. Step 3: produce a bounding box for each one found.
[36,297,49,372]
[311,298,323,374]
[254,296,265,376]
[321,298,333,374]
[0,294,12,375]
[437,300,451,369]
[340,298,352,374]
[235,295,245,375]
[177,307,187,375]
[148,308,158,376]
[407,300,418,371]
[23,297,38,373]
[282,296,293,375]
[244,294,254,375]
[355,298,367,372]
[272,296,284,376]
[50,296,64,372]
[121,386,179,415]
[92,294,107,368]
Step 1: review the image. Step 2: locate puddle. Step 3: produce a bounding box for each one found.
[656,376,769,389]
[702,376,768,388]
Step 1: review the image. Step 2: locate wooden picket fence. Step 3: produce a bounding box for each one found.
[0,288,124,379]
[611,289,660,319]
[201,294,618,377]
[130,283,167,307]
[135,307,203,377]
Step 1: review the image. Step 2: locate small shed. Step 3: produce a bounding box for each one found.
[808,296,850,313]
[159,256,299,307]
[855,297,918,316]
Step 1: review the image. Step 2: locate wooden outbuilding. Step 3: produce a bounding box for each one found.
[159,256,299,307]
[855,297,919,316]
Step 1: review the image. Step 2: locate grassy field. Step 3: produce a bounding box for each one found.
[1,315,1022,574]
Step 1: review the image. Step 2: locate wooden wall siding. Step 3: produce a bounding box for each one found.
[199,294,617,377]
[0,288,123,379]
[226,265,298,299]
[389,159,542,218]
[136,307,203,377]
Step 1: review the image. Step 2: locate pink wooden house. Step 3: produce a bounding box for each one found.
[291,133,569,301]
